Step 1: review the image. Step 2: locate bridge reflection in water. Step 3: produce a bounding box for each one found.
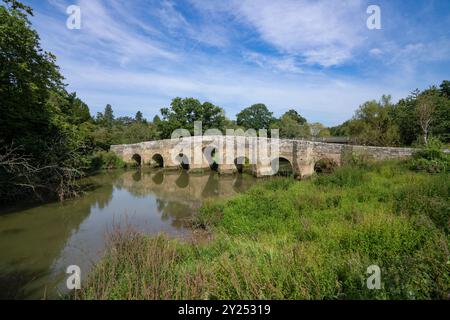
[0,169,261,299]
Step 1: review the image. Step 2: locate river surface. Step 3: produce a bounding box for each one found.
[0,169,262,299]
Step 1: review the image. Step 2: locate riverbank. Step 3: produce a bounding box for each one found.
[76,160,449,300]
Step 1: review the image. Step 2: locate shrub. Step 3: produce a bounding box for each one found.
[410,138,450,173]
[314,158,338,174]
[342,150,373,168]
[89,151,126,171]
[315,166,368,188]
[395,174,450,233]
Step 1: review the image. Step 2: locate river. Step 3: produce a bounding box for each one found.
[0,169,263,299]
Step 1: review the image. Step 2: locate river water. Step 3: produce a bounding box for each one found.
[0,169,262,299]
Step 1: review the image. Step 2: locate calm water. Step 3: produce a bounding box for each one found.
[0,169,261,299]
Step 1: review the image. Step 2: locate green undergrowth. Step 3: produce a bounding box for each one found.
[77,160,450,300]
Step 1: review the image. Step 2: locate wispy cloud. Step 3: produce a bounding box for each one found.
[199,0,367,67]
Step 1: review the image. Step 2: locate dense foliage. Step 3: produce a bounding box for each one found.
[331,87,450,146]
[0,1,90,202]
[77,160,450,300]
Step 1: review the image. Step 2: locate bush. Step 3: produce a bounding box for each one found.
[314,158,338,174]
[395,174,450,233]
[315,166,367,187]
[410,138,450,173]
[89,151,126,171]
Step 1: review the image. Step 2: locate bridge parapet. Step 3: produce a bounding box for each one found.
[111,136,415,179]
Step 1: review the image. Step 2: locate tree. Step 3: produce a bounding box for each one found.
[392,83,450,145]
[271,114,310,139]
[157,98,226,138]
[391,95,421,145]
[416,92,436,145]
[103,104,114,127]
[309,123,330,139]
[346,96,400,146]
[64,93,92,125]
[282,109,307,125]
[153,115,161,124]
[440,80,450,99]
[135,111,144,123]
[0,0,90,202]
[236,104,274,131]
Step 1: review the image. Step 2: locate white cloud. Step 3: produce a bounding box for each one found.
[243,52,304,73]
[76,0,178,63]
[227,0,366,67]
[60,58,408,126]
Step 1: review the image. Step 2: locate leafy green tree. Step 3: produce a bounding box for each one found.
[440,80,450,99]
[236,104,274,131]
[120,122,159,144]
[282,109,307,125]
[0,0,64,153]
[153,115,161,124]
[346,95,400,146]
[391,93,421,145]
[271,114,310,139]
[135,111,144,123]
[103,104,114,127]
[392,83,449,145]
[158,98,226,138]
[309,122,331,138]
[64,93,92,125]
[0,0,91,202]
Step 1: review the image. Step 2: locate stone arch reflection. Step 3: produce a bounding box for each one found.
[175,170,189,188]
[151,170,164,185]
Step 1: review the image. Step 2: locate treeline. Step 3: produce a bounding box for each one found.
[330,85,450,146]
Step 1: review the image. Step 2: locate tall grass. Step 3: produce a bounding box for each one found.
[77,161,450,300]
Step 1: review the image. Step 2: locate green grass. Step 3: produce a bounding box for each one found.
[77,160,450,300]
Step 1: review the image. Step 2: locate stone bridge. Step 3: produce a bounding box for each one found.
[110,136,414,179]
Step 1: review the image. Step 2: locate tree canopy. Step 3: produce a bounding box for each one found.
[157,97,227,138]
[236,104,274,131]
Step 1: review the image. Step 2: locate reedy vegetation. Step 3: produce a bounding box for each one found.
[77,152,450,300]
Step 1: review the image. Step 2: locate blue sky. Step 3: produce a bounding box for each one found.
[23,0,450,126]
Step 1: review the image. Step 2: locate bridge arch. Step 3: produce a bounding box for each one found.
[176,153,190,171]
[131,154,142,167]
[203,146,219,172]
[314,158,338,174]
[234,156,254,174]
[151,153,164,168]
[271,157,294,177]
